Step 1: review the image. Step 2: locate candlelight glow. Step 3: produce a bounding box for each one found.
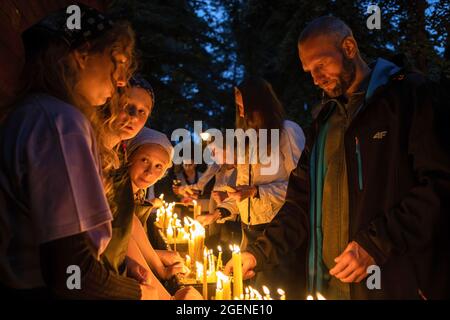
[200,132,211,141]
[317,292,326,300]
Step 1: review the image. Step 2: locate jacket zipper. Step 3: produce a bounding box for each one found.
[355,136,363,191]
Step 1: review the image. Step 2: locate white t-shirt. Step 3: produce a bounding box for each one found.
[0,93,112,289]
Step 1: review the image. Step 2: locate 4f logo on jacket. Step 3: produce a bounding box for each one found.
[373,131,388,140]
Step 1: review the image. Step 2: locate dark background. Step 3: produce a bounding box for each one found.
[1,0,448,135]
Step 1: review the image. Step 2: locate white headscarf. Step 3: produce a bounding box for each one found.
[126,127,174,167]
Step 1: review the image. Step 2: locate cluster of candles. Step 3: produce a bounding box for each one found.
[153,195,295,300]
[186,244,287,300]
[184,244,244,300]
[154,195,205,253]
[218,285,286,301]
[306,293,326,300]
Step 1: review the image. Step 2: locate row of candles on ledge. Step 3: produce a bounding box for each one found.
[154,196,205,253]
[153,195,327,300]
[189,244,290,300]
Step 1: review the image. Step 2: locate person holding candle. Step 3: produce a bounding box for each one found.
[102,82,201,299]
[172,158,203,200]
[100,75,155,275]
[206,77,306,297]
[100,78,199,299]
[225,16,450,300]
[125,127,188,271]
[0,5,164,299]
[195,136,241,249]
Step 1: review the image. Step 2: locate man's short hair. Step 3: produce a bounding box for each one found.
[298,16,354,48]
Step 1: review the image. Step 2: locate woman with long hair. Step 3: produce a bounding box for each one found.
[0,5,159,299]
[204,76,306,298]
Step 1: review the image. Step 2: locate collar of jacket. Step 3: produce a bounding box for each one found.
[316,57,402,123]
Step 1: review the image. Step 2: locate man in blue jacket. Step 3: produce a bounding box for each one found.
[225,16,450,299]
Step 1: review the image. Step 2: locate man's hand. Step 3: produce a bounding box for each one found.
[329,241,376,283]
[196,211,221,226]
[223,251,257,280]
[173,287,203,300]
[227,185,257,202]
[127,258,151,284]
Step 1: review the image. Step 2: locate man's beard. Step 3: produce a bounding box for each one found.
[325,53,356,98]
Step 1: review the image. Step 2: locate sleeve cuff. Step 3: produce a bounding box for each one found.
[353,230,388,266]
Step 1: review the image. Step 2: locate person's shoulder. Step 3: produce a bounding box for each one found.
[282,120,305,138]
[32,93,93,136]
[281,120,306,150]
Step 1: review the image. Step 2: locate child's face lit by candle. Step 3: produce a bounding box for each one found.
[116,87,152,140]
[74,50,128,107]
[129,144,170,191]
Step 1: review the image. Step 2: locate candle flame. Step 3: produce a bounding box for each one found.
[277,288,285,296]
[317,292,326,300]
[218,245,222,252]
[216,271,229,282]
[159,193,164,199]
[262,286,270,296]
[306,295,314,300]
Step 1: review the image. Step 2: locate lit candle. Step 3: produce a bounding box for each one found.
[188,234,194,263]
[215,278,223,300]
[306,295,314,300]
[249,286,255,300]
[203,248,208,299]
[208,249,216,280]
[277,288,286,300]
[196,262,203,281]
[184,217,190,233]
[185,255,191,270]
[317,292,326,300]
[244,287,250,300]
[196,203,202,219]
[252,287,263,300]
[262,286,271,300]
[216,246,223,271]
[217,272,231,300]
[193,200,198,219]
[166,225,173,242]
[172,215,178,252]
[232,245,243,299]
